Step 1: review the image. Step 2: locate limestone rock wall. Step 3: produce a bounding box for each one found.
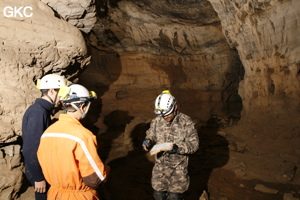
[0,145,23,200]
[82,0,243,131]
[206,0,300,199]
[80,1,300,199]
[0,0,89,143]
[40,0,97,33]
[209,0,300,119]
[0,0,91,199]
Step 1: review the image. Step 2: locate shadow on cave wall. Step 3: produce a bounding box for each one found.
[186,118,229,200]
[96,110,134,162]
[79,45,123,131]
[98,122,154,200]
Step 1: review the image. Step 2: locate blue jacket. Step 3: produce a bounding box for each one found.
[22,98,54,182]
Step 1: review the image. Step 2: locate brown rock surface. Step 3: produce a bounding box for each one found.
[206,0,300,199]
[40,0,97,33]
[0,0,89,141]
[83,0,243,131]
[81,0,300,199]
[0,0,90,199]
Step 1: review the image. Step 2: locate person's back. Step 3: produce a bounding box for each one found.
[22,98,52,177]
[22,74,67,200]
[38,114,106,199]
[37,84,110,200]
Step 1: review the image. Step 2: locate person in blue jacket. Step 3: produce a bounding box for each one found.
[22,74,67,200]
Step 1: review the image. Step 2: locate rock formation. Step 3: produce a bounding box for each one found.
[82,0,243,130]
[0,0,92,199]
[40,0,97,33]
[207,0,300,199]
[81,0,300,199]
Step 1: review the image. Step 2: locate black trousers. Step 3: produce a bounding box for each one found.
[153,190,184,200]
[34,192,47,200]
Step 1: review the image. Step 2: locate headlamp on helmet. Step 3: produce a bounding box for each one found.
[58,84,97,104]
[89,91,97,99]
[154,90,176,117]
[58,84,97,119]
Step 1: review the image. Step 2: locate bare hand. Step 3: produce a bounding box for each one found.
[35,180,46,193]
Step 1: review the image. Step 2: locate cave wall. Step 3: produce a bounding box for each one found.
[81,0,300,199]
[206,0,300,199]
[0,0,93,199]
[81,0,243,132]
[209,0,300,119]
[79,1,245,199]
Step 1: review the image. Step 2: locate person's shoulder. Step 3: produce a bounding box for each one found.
[178,111,190,118]
[66,122,94,138]
[49,121,94,140]
[178,112,193,122]
[151,115,162,123]
[23,100,44,116]
[76,126,95,141]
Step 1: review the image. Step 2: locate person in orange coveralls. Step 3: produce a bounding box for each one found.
[37,83,110,200]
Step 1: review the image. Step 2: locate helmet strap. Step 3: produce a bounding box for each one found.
[63,104,77,113]
[81,102,91,119]
[70,102,83,117]
[69,102,91,119]
[45,94,54,105]
[173,105,178,117]
[174,109,178,117]
[53,92,58,106]
[44,89,59,106]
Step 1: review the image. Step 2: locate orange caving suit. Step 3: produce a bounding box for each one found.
[37,114,109,200]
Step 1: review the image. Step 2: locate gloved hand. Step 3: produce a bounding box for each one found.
[166,144,178,154]
[142,139,151,151]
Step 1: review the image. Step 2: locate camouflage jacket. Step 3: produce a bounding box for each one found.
[145,112,199,193]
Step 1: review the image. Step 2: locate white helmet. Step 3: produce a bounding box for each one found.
[58,84,97,119]
[59,84,97,104]
[154,90,177,117]
[37,74,67,89]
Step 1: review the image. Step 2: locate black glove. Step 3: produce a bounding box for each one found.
[166,144,178,154]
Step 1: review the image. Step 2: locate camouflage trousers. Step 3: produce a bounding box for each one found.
[153,190,184,200]
[151,161,189,194]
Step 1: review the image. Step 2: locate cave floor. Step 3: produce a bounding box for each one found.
[18,126,300,200]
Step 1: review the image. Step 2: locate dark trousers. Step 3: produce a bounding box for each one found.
[34,192,47,200]
[153,190,183,200]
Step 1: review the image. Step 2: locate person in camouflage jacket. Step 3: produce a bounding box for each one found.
[142,90,199,200]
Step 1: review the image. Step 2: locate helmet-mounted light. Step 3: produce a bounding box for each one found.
[89,91,97,99]
[154,90,176,117]
[58,84,97,104]
[154,108,164,116]
[58,85,71,99]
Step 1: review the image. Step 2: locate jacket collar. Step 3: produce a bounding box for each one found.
[35,98,54,111]
[58,114,81,125]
